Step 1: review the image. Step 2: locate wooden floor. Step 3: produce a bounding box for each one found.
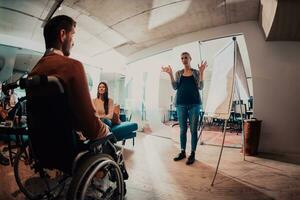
[124,134,268,200]
[1,129,300,200]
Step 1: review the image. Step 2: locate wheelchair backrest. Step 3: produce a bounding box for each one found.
[24,75,78,172]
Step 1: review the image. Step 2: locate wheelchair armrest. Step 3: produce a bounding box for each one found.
[87,132,117,152]
[72,133,118,174]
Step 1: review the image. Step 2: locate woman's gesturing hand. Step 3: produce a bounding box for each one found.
[198,61,208,73]
[161,65,173,76]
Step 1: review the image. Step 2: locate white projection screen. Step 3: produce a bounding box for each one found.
[204,41,233,119]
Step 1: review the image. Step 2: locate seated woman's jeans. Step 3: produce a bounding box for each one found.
[176,104,201,152]
[101,118,112,127]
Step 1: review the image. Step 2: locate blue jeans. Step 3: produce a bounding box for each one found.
[176,104,201,152]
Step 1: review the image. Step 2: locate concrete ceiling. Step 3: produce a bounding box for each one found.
[0,0,260,68]
[0,0,260,54]
[64,0,260,56]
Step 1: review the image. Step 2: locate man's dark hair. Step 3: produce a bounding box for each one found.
[43,15,76,49]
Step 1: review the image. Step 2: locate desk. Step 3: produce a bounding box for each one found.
[230,110,253,119]
[246,111,253,119]
[0,124,28,165]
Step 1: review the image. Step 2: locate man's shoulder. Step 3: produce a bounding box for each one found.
[34,54,83,69]
[63,56,83,67]
[30,55,84,78]
[43,53,83,68]
[57,56,85,75]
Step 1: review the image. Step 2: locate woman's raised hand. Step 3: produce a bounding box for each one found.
[198,61,208,73]
[161,65,173,75]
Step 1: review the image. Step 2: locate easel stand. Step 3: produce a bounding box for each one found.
[196,37,247,186]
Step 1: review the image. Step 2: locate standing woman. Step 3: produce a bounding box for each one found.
[93,82,114,127]
[162,52,207,165]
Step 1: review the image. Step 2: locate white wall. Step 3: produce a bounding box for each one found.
[128,21,300,156]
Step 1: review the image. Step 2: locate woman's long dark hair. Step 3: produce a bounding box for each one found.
[97,82,109,114]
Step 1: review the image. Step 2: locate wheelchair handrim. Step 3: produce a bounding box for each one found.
[80,159,123,200]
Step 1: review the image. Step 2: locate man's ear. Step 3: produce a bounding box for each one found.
[59,29,66,43]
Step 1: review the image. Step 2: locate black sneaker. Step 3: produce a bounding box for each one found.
[0,152,9,166]
[186,152,195,165]
[173,151,186,161]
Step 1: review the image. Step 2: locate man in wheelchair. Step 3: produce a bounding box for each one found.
[16,15,128,200]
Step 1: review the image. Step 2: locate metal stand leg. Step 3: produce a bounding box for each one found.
[211,120,228,186]
[234,77,246,161]
[197,123,205,145]
[196,111,205,145]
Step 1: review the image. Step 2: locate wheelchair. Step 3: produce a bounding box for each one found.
[4,75,128,200]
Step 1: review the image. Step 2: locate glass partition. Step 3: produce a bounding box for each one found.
[0,44,42,99]
[126,50,172,131]
[100,72,125,107]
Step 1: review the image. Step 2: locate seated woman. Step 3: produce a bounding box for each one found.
[0,89,18,166]
[93,82,114,127]
[0,104,9,166]
[0,93,26,166]
[3,89,17,112]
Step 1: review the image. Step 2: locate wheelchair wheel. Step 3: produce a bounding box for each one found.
[67,154,124,200]
[14,147,66,200]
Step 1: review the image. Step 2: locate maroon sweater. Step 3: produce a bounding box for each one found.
[30,53,108,140]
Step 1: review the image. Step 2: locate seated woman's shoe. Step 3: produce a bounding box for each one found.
[0,152,9,166]
[173,151,186,161]
[186,152,195,165]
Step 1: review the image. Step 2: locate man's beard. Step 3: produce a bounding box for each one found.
[62,39,71,56]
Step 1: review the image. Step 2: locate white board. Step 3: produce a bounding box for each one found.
[204,40,249,119]
[205,41,235,119]
[235,44,251,99]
